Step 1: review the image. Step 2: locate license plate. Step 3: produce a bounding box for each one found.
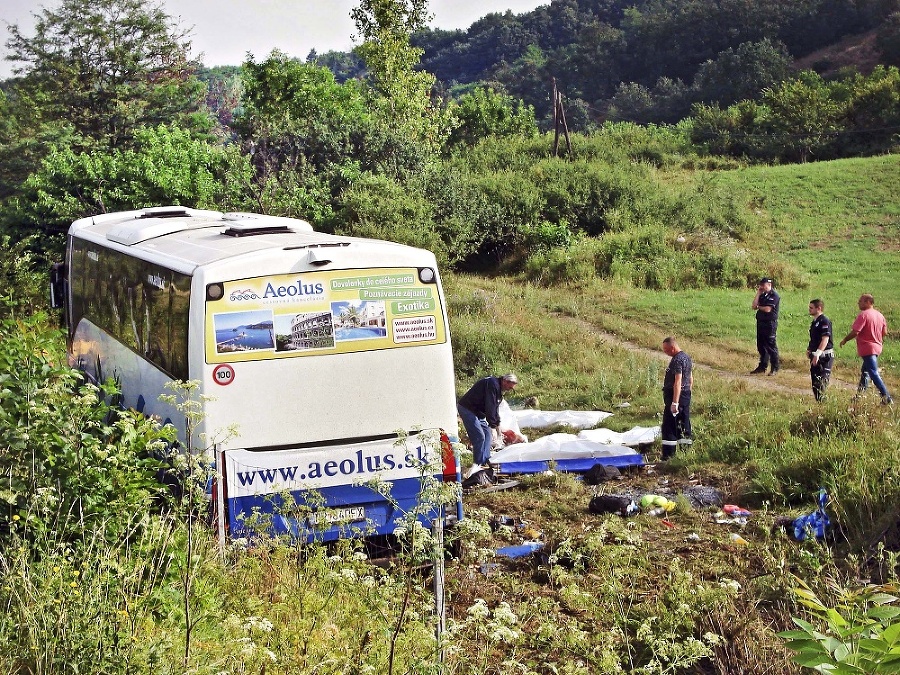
[307,506,366,526]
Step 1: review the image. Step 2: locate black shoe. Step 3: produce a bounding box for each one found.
[750,367,766,374]
[883,397,894,406]
[768,368,779,376]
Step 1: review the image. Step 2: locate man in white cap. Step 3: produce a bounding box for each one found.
[457,373,519,477]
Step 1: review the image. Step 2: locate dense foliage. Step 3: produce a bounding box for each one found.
[0,315,171,542]
[691,66,900,162]
[1,0,898,280]
[0,0,210,205]
[412,0,894,129]
[0,3,899,672]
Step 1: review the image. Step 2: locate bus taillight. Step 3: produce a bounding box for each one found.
[440,431,458,482]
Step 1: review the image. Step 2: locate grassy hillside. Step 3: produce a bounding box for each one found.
[450,154,899,388]
[2,154,898,674]
[445,153,900,673]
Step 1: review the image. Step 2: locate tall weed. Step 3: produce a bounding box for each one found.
[0,314,171,542]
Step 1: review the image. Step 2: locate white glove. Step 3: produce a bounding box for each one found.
[670,402,679,415]
[490,427,503,449]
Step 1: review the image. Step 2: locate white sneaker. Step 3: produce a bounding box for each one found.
[465,464,483,479]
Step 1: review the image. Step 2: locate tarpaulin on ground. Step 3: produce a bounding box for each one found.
[504,408,614,430]
[578,426,660,446]
[491,432,645,474]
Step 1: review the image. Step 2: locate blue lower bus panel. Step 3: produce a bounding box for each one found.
[227,477,449,542]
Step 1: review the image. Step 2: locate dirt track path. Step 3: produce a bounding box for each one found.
[564,315,856,397]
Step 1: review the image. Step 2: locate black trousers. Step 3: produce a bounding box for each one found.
[661,388,692,460]
[810,354,833,401]
[756,321,779,370]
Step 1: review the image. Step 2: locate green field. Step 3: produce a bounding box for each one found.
[2,153,899,674]
[446,153,900,673]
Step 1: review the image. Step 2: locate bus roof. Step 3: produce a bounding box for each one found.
[69,207,427,271]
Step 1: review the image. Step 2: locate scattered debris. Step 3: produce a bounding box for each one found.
[790,489,831,541]
[490,514,517,531]
[682,485,724,508]
[588,494,639,516]
[479,562,502,575]
[476,480,521,494]
[582,463,623,485]
[496,542,545,558]
[714,513,748,526]
[462,467,497,491]
[639,494,676,512]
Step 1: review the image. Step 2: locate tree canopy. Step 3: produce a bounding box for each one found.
[4,0,209,151]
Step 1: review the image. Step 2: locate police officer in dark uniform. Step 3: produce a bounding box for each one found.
[751,277,780,375]
[807,298,834,401]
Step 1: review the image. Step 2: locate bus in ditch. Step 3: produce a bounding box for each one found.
[51,206,461,542]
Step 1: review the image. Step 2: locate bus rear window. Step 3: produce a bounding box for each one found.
[205,268,447,363]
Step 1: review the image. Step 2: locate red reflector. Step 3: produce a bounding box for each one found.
[440,431,458,482]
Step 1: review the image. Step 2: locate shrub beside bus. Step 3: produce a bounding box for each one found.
[50,206,461,542]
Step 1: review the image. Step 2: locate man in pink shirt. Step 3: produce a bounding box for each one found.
[839,294,893,405]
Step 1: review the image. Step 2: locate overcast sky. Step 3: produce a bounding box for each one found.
[1,0,547,77]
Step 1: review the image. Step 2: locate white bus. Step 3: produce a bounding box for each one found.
[51,206,461,542]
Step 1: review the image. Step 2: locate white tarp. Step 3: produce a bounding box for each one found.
[578,426,660,446]
[504,407,613,430]
[491,433,642,465]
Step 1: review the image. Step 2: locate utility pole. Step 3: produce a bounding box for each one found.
[552,78,572,157]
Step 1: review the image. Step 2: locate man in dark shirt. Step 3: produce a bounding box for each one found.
[807,298,834,401]
[457,373,518,476]
[751,277,780,375]
[661,337,693,461]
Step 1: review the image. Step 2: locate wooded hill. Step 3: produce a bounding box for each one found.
[311,0,900,128]
[0,0,897,263]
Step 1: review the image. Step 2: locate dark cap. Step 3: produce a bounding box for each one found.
[759,277,774,285]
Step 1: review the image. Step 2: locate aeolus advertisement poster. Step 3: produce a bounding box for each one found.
[205,267,446,363]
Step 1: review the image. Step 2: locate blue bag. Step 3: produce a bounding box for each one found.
[793,489,830,541]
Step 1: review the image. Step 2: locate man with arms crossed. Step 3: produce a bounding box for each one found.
[751,277,780,375]
[840,294,893,405]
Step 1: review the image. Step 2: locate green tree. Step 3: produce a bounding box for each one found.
[351,0,452,154]
[233,52,371,221]
[237,52,371,173]
[447,86,538,147]
[761,72,844,162]
[691,39,793,107]
[11,125,237,228]
[3,0,210,152]
[878,12,900,67]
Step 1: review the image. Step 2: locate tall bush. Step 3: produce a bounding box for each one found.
[10,125,235,230]
[0,314,170,542]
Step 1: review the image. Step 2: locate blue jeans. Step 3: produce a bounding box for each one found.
[858,354,890,398]
[457,404,492,465]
